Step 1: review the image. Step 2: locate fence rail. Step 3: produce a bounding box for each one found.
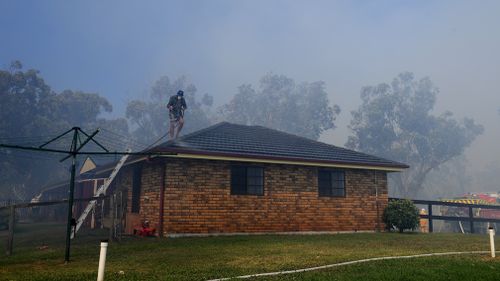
[390,198,500,233]
[0,196,108,211]
[2,195,111,256]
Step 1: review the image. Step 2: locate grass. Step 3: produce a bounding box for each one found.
[1,223,500,280]
[259,256,500,281]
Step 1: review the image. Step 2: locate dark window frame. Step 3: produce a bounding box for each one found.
[230,165,264,196]
[318,169,346,197]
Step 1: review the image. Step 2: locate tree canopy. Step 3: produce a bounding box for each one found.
[220,73,340,140]
[126,76,214,144]
[0,61,127,200]
[347,72,483,197]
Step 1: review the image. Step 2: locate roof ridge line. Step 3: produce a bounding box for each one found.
[250,124,343,149]
[234,124,406,167]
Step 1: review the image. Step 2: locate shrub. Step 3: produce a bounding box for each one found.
[383,199,419,233]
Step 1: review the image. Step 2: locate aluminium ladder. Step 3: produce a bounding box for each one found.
[72,149,131,238]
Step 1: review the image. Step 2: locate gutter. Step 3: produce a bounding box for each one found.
[91,152,178,176]
[39,177,108,194]
[157,152,407,172]
[90,147,407,175]
[92,156,153,175]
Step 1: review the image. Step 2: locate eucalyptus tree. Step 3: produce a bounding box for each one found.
[0,61,127,199]
[347,72,483,197]
[126,75,214,144]
[220,73,340,140]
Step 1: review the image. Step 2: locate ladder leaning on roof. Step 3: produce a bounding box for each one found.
[71,149,131,238]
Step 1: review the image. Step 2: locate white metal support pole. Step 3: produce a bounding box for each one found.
[488,227,496,258]
[97,240,108,281]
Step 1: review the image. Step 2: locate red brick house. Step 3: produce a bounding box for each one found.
[94,122,408,237]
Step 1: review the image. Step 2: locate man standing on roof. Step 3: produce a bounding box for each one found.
[167,90,187,139]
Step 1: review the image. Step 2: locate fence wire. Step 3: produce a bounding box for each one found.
[1,194,127,257]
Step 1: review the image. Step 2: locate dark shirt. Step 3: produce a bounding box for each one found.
[167,95,187,116]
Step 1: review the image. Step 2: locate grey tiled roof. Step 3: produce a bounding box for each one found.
[152,122,408,170]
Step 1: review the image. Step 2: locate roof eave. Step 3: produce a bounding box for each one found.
[153,148,409,172]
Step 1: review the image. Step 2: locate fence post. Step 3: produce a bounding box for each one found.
[118,191,123,242]
[109,195,115,242]
[100,198,105,229]
[489,227,496,257]
[428,203,433,233]
[469,206,474,234]
[6,205,15,256]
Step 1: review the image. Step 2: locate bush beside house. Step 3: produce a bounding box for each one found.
[383,199,419,233]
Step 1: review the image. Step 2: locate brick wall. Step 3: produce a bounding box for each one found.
[126,158,388,236]
[138,163,163,229]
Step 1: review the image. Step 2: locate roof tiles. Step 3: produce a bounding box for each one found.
[152,122,408,170]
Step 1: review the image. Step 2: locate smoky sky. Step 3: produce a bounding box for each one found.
[1,0,499,172]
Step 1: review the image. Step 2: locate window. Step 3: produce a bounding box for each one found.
[318,170,345,197]
[231,166,264,195]
[131,166,142,213]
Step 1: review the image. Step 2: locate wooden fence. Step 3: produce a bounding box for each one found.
[390,198,500,233]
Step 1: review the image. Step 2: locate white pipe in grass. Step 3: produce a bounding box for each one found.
[206,251,499,281]
[489,227,496,258]
[97,240,108,281]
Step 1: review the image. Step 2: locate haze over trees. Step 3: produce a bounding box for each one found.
[0,67,342,200]
[126,76,214,144]
[473,161,500,193]
[0,62,127,200]
[0,62,490,201]
[126,73,341,144]
[346,72,484,198]
[220,73,341,140]
[422,156,472,199]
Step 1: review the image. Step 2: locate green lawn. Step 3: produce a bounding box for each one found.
[259,256,500,281]
[1,223,500,280]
